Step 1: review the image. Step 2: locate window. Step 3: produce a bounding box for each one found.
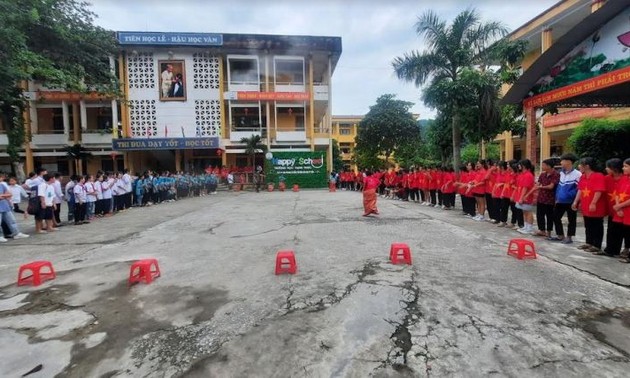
[231,103,262,130]
[228,57,260,84]
[276,105,305,131]
[339,124,352,135]
[274,58,304,85]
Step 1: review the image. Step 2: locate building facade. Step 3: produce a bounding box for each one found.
[331,115,363,171]
[0,31,341,175]
[496,0,630,165]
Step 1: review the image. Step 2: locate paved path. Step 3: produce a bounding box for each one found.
[0,191,629,377]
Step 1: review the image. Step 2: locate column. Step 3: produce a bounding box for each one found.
[111,99,119,137]
[542,27,553,53]
[504,131,514,161]
[175,149,182,172]
[62,101,70,136]
[327,56,333,172]
[24,101,34,174]
[72,102,80,145]
[540,124,551,161]
[80,100,87,130]
[218,55,227,140]
[591,0,606,12]
[308,55,315,151]
[525,107,538,167]
[264,54,271,149]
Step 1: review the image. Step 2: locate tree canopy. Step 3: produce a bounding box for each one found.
[0,0,119,167]
[393,8,512,171]
[354,94,420,168]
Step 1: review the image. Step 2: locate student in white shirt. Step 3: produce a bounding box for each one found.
[94,174,104,216]
[38,174,57,233]
[73,176,88,225]
[27,167,47,232]
[8,177,28,220]
[65,175,77,223]
[122,169,133,209]
[102,173,114,215]
[52,172,63,226]
[84,175,97,220]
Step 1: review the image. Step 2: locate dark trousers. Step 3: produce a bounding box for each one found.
[74,203,86,223]
[420,190,426,202]
[430,190,437,205]
[485,193,498,220]
[554,203,577,237]
[125,192,132,209]
[462,195,476,216]
[54,203,61,224]
[583,216,604,249]
[510,202,524,227]
[537,203,555,232]
[499,198,510,223]
[605,218,629,255]
[13,204,25,214]
[409,188,417,202]
[437,190,443,206]
[443,193,456,208]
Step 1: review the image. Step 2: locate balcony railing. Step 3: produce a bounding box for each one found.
[82,131,113,145]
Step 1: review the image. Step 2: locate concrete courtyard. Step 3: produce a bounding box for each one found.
[0,189,629,377]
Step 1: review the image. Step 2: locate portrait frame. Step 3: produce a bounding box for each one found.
[158,60,187,101]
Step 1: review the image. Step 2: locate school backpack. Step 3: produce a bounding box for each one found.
[27,185,41,215]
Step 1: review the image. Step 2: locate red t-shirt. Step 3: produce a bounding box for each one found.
[442,172,456,194]
[364,176,380,190]
[517,171,536,204]
[471,169,486,195]
[578,172,608,218]
[501,172,515,199]
[492,171,505,198]
[485,169,496,194]
[619,176,630,225]
[607,174,627,223]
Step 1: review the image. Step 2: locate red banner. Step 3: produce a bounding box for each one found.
[543,108,610,127]
[524,65,630,108]
[236,92,309,101]
[37,91,113,101]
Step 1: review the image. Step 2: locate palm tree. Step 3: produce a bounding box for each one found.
[64,143,92,175]
[393,8,508,171]
[240,134,267,181]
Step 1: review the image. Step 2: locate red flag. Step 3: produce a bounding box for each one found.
[164,125,168,137]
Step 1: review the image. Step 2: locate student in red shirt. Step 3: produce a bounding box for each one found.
[467,160,488,221]
[604,158,627,257]
[504,160,524,229]
[441,166,456,210]
[612,158,630,263]
[484,160,499,222]
[516,159,536,234]
[572,157,608,253]
[491,161,506,225]
[408,168,419,203]
[362,170,380,216]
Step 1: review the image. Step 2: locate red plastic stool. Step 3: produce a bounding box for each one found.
[275,251,297,275]
[507,239,537,260]
[17,261,56,286]
[390,243,412,265]
[129,259,161,285]
[329,182,336,192]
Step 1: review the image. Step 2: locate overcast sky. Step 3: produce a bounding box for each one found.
[89,0,558,119]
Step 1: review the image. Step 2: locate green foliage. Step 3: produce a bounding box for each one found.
[355,94,420,164]
[0,0,119,163]
[240,134,267,172]
[393,8,510,170]
[331,139,345,172]
[352,145,387,171]
[424,116,453,163]
[460,143,500,164]
[568,118,630,163]
[64,143,92,161]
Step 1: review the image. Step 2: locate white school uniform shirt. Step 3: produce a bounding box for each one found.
[115,179,126,195]
[9,184,28,204]
[53,179,63,205]
[38,182,55,207]
[73,183,87,203]
[85,182,97,203]
[122,173,132,193]
[94,181,103,200]
[102,179,113,199]
[65,181,76,200]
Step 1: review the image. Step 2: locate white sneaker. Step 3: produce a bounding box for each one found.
[472,215,481,220]
[517,227,532,234]
[0,237,7,242]
[13,233,29,239]
[475,216,485,222]
[441,205,446,209]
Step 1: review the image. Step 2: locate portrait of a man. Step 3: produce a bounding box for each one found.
[159,60,186,101]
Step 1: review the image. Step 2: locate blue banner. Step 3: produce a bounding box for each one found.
[113,137,220,151]
[117,32,223,46]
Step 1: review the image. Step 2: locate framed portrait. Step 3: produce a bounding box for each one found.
[158,60,186,101]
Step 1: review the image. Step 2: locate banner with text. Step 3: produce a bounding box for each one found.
[113,137,220,151]
[264,151,327,189]
[117,32,223,46]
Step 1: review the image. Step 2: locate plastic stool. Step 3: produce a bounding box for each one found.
[129,259,161,285]
[390,243,412,265]
[17,261,56,286]
[275,251,297,275]
[329,183,336,192]
[507,239,537,260]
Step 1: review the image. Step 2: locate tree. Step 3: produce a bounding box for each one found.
[331,139,345,172]
[63,143,92,175]
[0,0,119,174]
[568,118,630,165]
[355,94,420,165]
[240,134,268,175]
[393,8,508,171]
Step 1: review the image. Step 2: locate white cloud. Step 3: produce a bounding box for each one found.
[89,0,557,119]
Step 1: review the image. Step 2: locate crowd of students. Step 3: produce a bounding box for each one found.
[354,153,630,263]
[0,167,221,241]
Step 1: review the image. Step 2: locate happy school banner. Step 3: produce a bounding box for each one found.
[264,151,327,189]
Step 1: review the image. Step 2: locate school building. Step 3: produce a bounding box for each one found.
[331,115,363,171]
[0,31,342,175]
[496,0,630,166]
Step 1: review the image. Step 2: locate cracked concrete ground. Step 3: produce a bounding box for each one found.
[0,190,629,377]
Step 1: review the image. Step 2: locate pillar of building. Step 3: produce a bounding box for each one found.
[72,102,80,145]
[525,107,538,167]
[503,131,514,161]
[591,0,606,12]
[308,56,315,151]
[23,102,34,174]
[541,125,551,161]
[542,27,553,53]
[327,56,333,172]
[175,149,182,172]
